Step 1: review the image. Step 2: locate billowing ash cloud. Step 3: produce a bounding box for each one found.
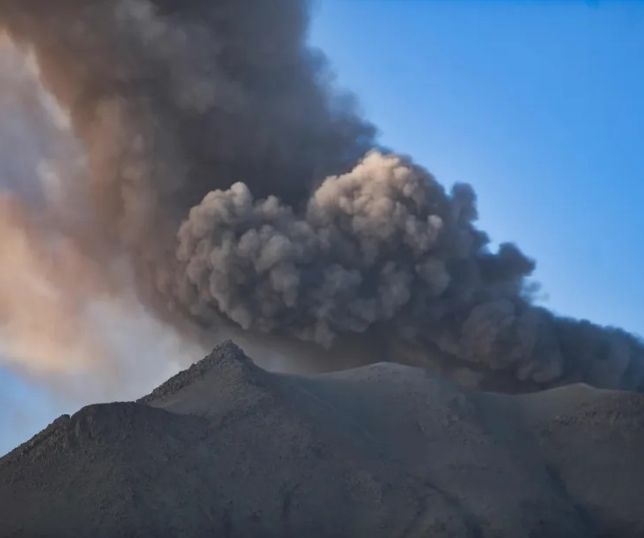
[0,38,201,399]
[0,0,642,392]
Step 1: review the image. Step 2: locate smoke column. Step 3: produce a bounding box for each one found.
[0,0,642,392]
[0,38,199,400]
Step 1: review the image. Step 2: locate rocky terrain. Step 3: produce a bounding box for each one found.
[1,341,644,537]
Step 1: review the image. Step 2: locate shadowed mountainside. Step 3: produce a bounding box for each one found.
[1,341,644,537]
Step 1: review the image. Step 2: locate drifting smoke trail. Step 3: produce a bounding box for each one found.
[0,0,642,392]
[0,39,200,400]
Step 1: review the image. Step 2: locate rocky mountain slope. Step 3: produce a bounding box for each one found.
[1,341,644,537]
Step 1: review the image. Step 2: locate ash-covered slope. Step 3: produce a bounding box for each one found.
[2,342,644,538]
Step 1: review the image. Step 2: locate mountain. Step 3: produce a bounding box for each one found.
[1,341,644,537]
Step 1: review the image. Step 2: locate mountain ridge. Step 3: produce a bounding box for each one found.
[2,341,644,537]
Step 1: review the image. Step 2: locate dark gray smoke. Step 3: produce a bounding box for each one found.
[0,0,642,392]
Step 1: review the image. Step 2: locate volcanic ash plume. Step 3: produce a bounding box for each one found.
[0,38,199,399]
[0,0,642,392]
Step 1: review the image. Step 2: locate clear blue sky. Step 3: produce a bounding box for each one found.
[1,0,643,455]
[0,369,60,452]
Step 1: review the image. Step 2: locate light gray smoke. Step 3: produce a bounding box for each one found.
[0,0,642,392]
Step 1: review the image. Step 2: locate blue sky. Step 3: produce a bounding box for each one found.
[310,0,644,335]
[1,0,644,455]
[0,369,60,453]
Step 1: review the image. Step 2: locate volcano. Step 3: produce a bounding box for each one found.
[1,341,644,537]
